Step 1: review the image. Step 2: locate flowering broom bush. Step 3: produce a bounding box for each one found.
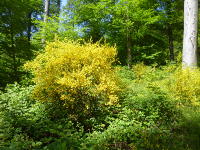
[25,40,120,124]
[169,68,200,106]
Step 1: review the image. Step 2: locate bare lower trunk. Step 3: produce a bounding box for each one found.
[44,0,50,23]
[42,0,50,44]
[127,36,132,68]
[57,0,61,16]
[27,12,32,58]
[10,32,18,82]
[27,12,32,42]
[167,24,174,61]
[182,0,198,68]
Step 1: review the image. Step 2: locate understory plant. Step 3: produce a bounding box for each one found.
[0,84,83,150]
[25,40,120,130]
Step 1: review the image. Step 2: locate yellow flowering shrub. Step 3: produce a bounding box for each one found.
[25,40,120,114]
[132,63,156,81]
[132,63,148,79]
[169,68,200,106]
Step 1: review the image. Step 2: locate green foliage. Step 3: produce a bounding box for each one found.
[33,16,80,47]
[123,84,178,125]
[132,63,177,83]
[0,83,83,149]
[0,83,39,148]
[0,0,43,88]
[65,0,168,65]
[1,64,200,150]
[83,80,179,150]
[114,66,136,91]
[178,107,200,150]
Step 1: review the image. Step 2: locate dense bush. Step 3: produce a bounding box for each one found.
[0,84,83,149]
[178,107,200,150]
[168,68,200,106]
[0,84,35,148]
[25,41,120,129]
[83,77,180,150]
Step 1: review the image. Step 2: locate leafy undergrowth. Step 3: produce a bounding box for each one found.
[0,42,200,150]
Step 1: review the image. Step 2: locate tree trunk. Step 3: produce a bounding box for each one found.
[167,24,174,61]
[57,0,61,16]
[44,0,50,23]
[127,35,132,68]
[182,0,198,68]
[42,0,50,44]
[10,32,18,82]
[27,11,32,58]
[27,12,32,42]
[126,6,132,68]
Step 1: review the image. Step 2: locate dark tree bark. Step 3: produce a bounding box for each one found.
[27,12,32,42]
[57,0,61,16]
[167,24,174,61]
[27,11,32,59]
[10,32,18,82]
[127,35,132,68]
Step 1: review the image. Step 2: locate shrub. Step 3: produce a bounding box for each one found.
[132,63,154,80]
[168,68,200,106]
[82,80,180,150]
[25,40,120,128]
[123,83,179,125]
[0,84,39,149]
[0,83,84,149]
[132,63,165,84]
[178,107,200,150]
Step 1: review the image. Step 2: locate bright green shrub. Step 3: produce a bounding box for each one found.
[0,84,39,149]
[115,66,135,84]
[123,83,179,125]
[132,64,200,107]
[178,107,200,150]
[0,84,83,150]
[82,81,180,150]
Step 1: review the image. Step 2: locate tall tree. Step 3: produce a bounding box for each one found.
[44,0,50,23]
[156,0,183,62]
[57,0,61,16]
[0,0,42,88]
[65,0,161,66]
[42,0,50,44]
[182,0,198,68]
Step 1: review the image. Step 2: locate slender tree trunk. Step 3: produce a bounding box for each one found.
[10,32,18,82]
[8,9,18,82]
[182,0,198,68]
[167,24,174,61]
[27,12,32,42]
[44,0,50,23]
[126,6,132,68]
[42,0,50,44]
[127,35,132,68]
[57,0,61,16]
[27,11,32,58]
